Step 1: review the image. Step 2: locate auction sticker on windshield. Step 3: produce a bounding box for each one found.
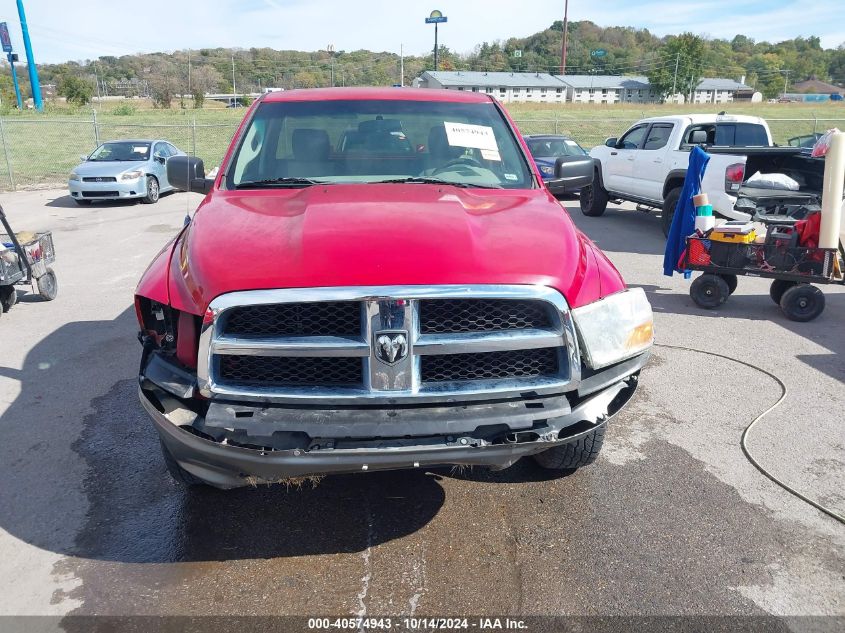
[444,122,498,152]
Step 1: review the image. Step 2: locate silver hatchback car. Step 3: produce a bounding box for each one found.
[68,139,186,205]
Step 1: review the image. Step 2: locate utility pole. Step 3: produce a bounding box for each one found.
[782,69,790,99]
[231,54,236,101]
[15,0,42,110]
[400,44,404,86]
[671,52,680,102]
[327,44,335,87]
[559,0,569,75]
[188,50,192,96]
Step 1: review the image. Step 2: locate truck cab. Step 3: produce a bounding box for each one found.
[135,88,652,488]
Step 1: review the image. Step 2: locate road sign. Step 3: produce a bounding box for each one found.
[513,50,522,58]
[425,9,447,23]
[590,49,607,58]
[0,23,13,53]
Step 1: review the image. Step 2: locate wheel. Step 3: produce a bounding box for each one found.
[690,274,730,309]
[141,176,160,204]
[36,267,58,301]
[719,274,738,295]
[1,285,17,312]
[74,199,92,206]
[579,180,608,217]
[533,426,605,471]
[779,284,825,322]
[160,440,206,486]
[769,279,797,304]
[662,187,682,237]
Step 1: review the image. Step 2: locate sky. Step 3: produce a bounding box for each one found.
[1,0,844,65]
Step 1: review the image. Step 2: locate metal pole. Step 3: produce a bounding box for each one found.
[15,0,42,111]
[231,54,236,102]
[671,52,679,100]
[8,55,23,109]
[191,117,197,157]
[434,23,438,71]
[92,109,100,147]
[560,0,568,75]
[400,44,404,86]
[0,115,16,190]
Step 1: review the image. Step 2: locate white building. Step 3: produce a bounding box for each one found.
[413,71,752,106]
[692,78,753,104]
[412,71,567,104]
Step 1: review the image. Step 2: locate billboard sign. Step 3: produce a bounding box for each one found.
[0,23,13,54]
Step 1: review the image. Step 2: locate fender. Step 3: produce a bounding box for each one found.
[662,169,687,200]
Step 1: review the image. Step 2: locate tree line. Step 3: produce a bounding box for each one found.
[1,20,843,108]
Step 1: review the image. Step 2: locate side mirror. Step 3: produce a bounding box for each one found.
[154,151,166,164]
[554,155,595,191]
[605,137,618,148]
[167,155,213,194]
[79,154,89,162]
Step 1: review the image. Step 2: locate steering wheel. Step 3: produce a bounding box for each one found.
[432,155,485,173]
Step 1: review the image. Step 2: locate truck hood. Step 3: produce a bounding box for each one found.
[166,184,617,313]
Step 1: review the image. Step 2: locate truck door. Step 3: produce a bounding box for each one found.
[603,124,648,193]
[634,123,674,201]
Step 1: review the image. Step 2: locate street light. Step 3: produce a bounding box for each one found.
[425,10,447,71]
[327,44,335,87]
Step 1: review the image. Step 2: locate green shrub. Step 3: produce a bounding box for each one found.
[111,103,137,116]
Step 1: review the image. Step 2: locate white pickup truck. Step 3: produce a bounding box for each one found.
[583,114,824,234]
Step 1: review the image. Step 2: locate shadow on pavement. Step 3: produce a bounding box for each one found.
[0,306,445,564]
[633,282,845,382]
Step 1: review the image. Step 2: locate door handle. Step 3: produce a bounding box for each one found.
[653,159,663,163]
[627,156,635,161]
[610,151,618,156]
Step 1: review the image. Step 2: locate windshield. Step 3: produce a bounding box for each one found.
[228,99,534,190]
[89,142,151,161]
[527,138,587,158]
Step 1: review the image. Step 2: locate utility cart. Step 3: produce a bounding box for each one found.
[682,224,843,321]
[0,203,57,317]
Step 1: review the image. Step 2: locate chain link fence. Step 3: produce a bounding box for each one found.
[0,113,844,192]
[0,114,239,191]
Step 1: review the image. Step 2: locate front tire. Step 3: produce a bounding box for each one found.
[579,180,608,217]
[769,279,796,304]
[141,176,160,204]
[0,285,16,312]
[533,426,605,471]
[690,273,729,309]
[779,284,825,322]
[662,187,682,237]
[36,268,58,301]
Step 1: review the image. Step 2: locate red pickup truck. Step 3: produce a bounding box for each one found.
[135,88,653,488]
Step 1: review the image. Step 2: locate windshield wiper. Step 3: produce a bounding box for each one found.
[374,177,502,189]
[235,177,327,189]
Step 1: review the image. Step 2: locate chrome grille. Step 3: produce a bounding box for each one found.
[223,301,360,337]
[419,299,552,333]
[422,348,559,382]
[220,355,363,387]
[200,286,580,404]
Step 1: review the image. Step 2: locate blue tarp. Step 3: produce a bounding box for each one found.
[663,146,710,276]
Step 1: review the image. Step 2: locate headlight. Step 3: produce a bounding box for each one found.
[121,169,144,181]
[539,165,555,175]
[572,288,653,370]
[69,172,80,181]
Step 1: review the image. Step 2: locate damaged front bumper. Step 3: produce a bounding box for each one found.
[140,352,646,488]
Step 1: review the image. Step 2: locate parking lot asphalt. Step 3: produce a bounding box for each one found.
[0,189,842,624]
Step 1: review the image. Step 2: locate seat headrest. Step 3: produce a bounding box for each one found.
[292,129,330,161]
[427,125,462,160]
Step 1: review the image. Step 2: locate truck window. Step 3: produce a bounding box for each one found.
[617,125,648,150]
[227,99,533,190]
[643,124,673,150]
[683,123,769,147]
